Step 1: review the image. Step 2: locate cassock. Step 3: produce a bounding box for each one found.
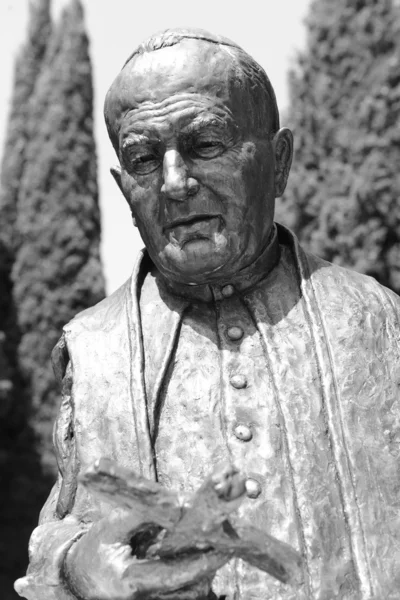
[15,225,400,600]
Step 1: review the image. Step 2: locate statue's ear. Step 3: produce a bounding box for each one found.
[110,166,137,227]
[272,128,293,197]
[110,165,123,192]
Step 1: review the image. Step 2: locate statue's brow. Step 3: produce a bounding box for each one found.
[183,116,231,135]
[121,134,155,148]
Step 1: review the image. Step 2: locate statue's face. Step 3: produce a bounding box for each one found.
[112,39,284,284]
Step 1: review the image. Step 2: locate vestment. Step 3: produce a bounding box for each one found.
[15,225,400,599]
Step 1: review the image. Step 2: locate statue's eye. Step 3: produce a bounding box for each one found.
[130,152,161,175]
[122,144,161,175]
[191,138,225,159]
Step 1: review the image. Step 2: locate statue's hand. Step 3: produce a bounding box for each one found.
[63,507,226,600]
[64,458,303,599]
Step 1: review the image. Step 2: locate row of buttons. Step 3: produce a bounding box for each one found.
[233,425,261,498]
[221,284,234,298]
[230,374,247,389]
[234,422,260,497]
[245,478,262,499]
[234,424,252,441]
[222,284,261,500]
[227,326,244,341]
[232,413,261,498]
[222,285,244,342]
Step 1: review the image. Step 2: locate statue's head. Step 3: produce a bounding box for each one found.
[104,28,293,285]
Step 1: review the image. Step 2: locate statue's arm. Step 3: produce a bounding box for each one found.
[14,336,88,600]
[380,285,400,357]
[15,335,223,600]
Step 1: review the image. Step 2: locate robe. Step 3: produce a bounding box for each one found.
[15,225,400,600]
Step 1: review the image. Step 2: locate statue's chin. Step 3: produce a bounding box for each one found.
[157,236,232,285]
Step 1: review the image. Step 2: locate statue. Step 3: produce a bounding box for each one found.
[15,28,400,600]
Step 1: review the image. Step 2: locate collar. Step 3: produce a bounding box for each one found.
[159,224,281,303]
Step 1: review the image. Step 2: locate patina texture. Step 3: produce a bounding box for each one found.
[15,26,400,600]
[15,227,400,599]
[76,458,303,591]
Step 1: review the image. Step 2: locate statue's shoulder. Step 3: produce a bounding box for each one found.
[276,225,400,316]
[51,280,133,384]
[305,249,400,320]
[63,250,150,338]
[64,278,132,336]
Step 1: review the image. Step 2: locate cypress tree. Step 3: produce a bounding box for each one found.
[277,0,400,294]
[0,1,105,594]
[0,0,51,254]
[0,0,52,434]
[0,2,53,596]
[13,0,105,473]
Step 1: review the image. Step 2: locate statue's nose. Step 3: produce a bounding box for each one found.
[161,149,199,201]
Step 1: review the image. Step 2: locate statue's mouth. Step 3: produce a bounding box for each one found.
[164,214,220,231]
[164,214,223,248]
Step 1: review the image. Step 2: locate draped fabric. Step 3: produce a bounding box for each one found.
[15,225,400,600]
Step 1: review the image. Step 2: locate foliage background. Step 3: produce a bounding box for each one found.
[276,0,400,295]
[0,1,104,597]
[0,0,312,294]
[1,0,400,598]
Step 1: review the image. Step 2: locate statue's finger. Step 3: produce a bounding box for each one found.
[122,550,229,597]
[79,457,181,525]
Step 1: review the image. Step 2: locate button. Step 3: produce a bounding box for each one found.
[234,424,252,441]
[245,478,261,499]
[227,326,243,341]
[221,284,234,298]
[230,374,247,389]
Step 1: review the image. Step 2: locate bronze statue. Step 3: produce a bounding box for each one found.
[15,28,400,600]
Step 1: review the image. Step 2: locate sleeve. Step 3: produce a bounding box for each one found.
[14,335,90,600]
[379,284,400,357]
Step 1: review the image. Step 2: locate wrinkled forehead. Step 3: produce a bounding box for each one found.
[104,39,245,145]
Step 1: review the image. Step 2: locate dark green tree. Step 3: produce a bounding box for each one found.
[0,1,105,596]
[0,0,51,255]
[13,0,105,474]
[276,0,400,294]
[0,2,53,597]
[0,0,52,430]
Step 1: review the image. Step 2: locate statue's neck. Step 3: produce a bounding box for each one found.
[161,225,281,303]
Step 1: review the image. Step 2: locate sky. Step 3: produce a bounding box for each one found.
[0,0,311,294]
